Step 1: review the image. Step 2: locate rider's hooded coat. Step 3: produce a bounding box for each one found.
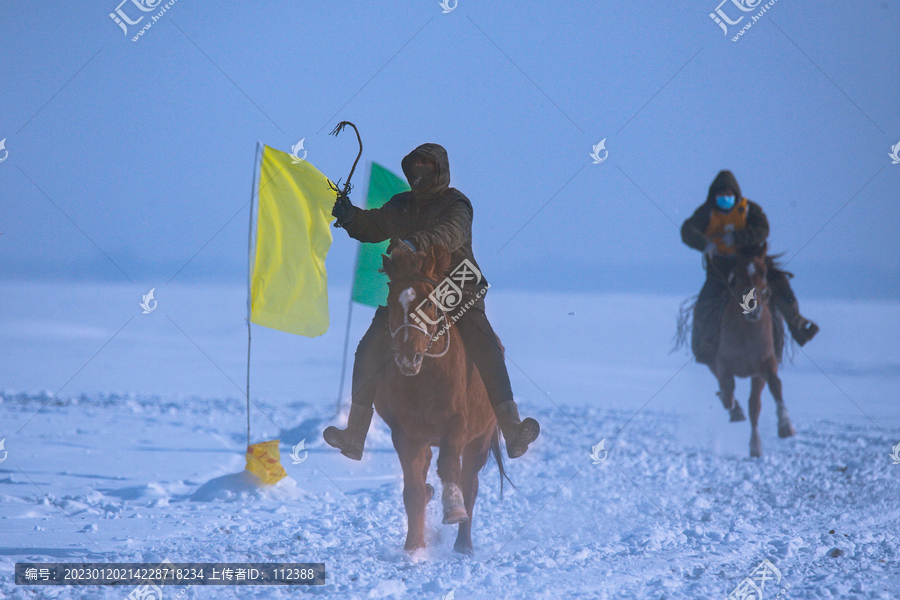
[681,170,769,256]
[341,143,489,306]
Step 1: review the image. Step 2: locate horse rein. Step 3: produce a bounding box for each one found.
[707,254,770,306]
[386,277,451,359]
[726,267,771,304]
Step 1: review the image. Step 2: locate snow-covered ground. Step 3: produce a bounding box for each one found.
[1,281,898,599]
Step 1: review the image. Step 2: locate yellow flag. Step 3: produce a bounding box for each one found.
[251,145,336,337]
[245,440,287,485]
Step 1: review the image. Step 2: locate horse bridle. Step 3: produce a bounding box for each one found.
[726,265,771,302]
[707,254,770,306]
[386,276,451,359]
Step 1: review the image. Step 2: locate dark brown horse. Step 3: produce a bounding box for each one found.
[375,243,507,554]
[713,243,795,457]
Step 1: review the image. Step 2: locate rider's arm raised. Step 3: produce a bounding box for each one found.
[681,204,711,251]
[733,200,769,248]
[341,195,404,243]
[408,195,473,253]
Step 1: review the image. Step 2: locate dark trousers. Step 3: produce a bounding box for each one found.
[692,256,796,365]
[349,305,515,409]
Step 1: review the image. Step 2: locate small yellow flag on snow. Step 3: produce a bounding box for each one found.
[245,440,287,485]
[250,145,337,337]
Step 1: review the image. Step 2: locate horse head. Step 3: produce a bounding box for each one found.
[730,242,769,323]
[381,243,452,376]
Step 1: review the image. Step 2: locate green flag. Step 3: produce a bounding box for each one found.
[351,162,410,307]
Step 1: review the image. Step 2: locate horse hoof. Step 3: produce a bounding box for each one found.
[750,433,762,458]
[442,483,468,524]
[425,483,435,503]
[404,542,426,553]
[453,541,474,555]
[729,403,746,422]
[778,421,796,438]
[443,508,470,525]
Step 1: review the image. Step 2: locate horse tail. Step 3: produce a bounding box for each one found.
[486,426,517,500]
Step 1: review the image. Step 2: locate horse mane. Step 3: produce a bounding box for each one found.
[738,242,767,258]
[672,294,697,354]
[382,243,452,284]
[767,252,794,279]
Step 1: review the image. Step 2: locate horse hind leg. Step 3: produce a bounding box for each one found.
[766,364,795,438]
[423,447,435,503]
[749,376,765,458]
[454,439,491,554]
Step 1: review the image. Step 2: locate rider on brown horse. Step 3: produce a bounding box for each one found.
[323,143,540,460]
[681,170,819,365]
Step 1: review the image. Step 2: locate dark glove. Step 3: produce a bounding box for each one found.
[332,193,355,225]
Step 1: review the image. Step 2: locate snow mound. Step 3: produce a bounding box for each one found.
[189,471,306,503]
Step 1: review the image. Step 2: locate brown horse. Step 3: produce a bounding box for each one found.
[712,243,796,457]
[375,243,507,554]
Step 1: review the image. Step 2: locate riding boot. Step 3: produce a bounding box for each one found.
[768,267,819,346]
[493,401,540,459]
[455,310,540,458]
[323,306,389,461]
[787,314,819,347]
[323,404,374,461]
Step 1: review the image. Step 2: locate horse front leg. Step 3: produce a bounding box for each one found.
[436,435,468,525]
[393,433,431,552]
[454,438,491,555]
[749,376,765,458]
[765,360,795,438]
[714,366,745,422]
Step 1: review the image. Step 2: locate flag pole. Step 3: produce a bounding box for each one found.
[336,297,354,412]
[335,160,371,412]
[246,142,262,448]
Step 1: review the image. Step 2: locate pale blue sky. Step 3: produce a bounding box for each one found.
[3,0,898,298]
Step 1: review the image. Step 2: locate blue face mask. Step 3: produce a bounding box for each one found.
[716,195,736,211]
